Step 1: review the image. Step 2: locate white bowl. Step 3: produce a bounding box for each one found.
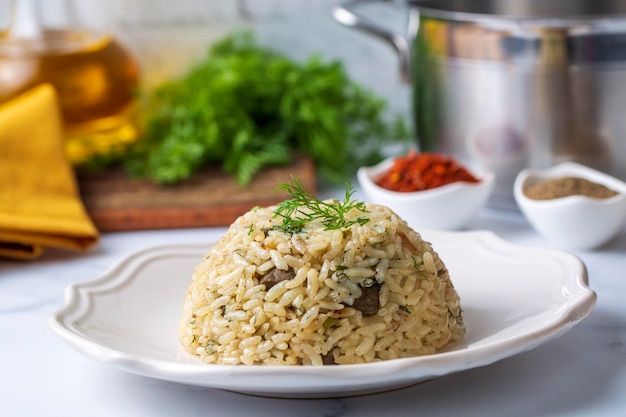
[357,156,495,230]
[514,162,626,250]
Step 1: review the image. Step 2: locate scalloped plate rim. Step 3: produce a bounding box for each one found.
[49,229,596,398]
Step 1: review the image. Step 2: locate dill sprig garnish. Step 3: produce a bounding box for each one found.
[273,177,369,234]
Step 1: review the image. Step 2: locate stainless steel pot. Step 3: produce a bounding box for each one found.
[334,0,626,208]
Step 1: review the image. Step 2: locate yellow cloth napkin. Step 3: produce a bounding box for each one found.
[0,84,100,260]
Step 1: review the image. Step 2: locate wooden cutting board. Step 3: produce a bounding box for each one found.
[77,156,316,231]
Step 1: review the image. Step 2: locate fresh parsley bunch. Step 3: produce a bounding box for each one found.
[122,31,410,185]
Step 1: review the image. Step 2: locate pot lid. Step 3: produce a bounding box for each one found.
[408,0,626,19]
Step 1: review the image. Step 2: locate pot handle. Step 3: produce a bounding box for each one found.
[332,0,412,83]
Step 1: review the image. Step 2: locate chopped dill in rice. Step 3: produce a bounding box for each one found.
[179,199,465,366]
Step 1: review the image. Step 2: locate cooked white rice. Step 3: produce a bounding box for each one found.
[178,201,464,365]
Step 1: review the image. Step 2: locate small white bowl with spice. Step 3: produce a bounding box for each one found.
[357,151,495,230]
[514,162,626,250]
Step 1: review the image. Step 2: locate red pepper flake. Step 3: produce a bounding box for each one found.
[376,151,480,192]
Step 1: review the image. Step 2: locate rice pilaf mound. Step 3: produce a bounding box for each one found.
[179,191,464,365]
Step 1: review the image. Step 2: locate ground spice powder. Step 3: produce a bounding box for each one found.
[376,151,479,192]
[524,176,619,200]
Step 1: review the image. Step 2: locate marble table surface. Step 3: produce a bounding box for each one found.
[1,187,625,417]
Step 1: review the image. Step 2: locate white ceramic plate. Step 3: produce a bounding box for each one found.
[49,230,596,398]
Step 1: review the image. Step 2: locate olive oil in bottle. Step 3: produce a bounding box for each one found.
[0,2,140,163]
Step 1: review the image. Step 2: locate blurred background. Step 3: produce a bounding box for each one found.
[0,0,414,237]
[79,0,410,114]
[3,0,626,235]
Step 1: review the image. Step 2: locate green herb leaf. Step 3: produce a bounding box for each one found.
[411,255,428,278]
[273,176,369,234]
[323,317,338,329]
